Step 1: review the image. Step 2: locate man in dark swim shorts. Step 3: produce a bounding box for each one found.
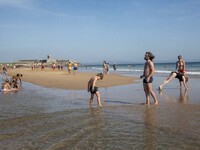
[140,52,158,105]
[143,76,153,83]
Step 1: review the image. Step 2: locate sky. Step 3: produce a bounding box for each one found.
[0,0,200,64]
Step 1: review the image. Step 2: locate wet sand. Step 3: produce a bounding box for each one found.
[1,72,200,149]
[6,68,138,90]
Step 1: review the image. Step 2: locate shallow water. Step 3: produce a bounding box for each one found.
[1,75,200,149]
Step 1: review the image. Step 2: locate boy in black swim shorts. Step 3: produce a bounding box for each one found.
[87,73,104,107]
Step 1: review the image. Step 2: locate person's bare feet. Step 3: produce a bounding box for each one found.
[158,86,162,91]
[154,101,158,105]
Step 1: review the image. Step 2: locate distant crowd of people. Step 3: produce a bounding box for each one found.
[31,61,79,75]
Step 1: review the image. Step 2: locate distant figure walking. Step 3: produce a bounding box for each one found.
[68,62,73,75]
[140,52,158,105]
[87,73,104,107]
[52,63,56,70]
[158,71,188,91]
[31,63,35,71]
[73,61,78,75]
[2,65,8,79]
[102,61,107,75]
[113,63,117,73]
[41,63,45,70]
[106,63,110,74]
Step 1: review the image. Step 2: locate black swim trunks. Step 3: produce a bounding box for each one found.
[90,86,98,94]
[143,76,153,83]
[174,72,183,81]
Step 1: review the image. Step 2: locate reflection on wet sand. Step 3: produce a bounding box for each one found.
[178,89,189,104]
[143,106,158,149]
[159,89,189,104]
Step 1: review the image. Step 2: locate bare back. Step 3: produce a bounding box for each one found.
[88,76,97,89]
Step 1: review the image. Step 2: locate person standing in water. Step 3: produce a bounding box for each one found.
[113,63,117,73]
[140,52,158,105]
[87,73,104,107]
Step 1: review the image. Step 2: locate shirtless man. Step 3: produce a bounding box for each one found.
[176,55,186,76]
[140,52,158,105]
[87,73,104,107]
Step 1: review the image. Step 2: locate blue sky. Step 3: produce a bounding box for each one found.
[0,0,200,64]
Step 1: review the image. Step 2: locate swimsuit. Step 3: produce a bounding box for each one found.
[178,69,185,74]
[2,70,7,75]
[143,76,153,83]
[172,71,183,81]
[90,86,98,94]
[0,89,6,92]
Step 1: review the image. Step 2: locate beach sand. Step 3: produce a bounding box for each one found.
[6,68,138,90]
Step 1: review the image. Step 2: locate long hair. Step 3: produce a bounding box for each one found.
[146,52,155,61]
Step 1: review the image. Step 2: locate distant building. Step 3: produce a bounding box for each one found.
[15,55,71,67]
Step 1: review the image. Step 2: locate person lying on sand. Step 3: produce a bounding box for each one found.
[1,79,19,92]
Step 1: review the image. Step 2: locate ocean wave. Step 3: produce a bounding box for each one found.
[90,67,200,75]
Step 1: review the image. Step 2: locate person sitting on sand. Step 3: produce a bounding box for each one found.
[1,80,19,92]
[87,73,104,107]
[140,52,158,105]
[11,74,23,84]
[158,71,188,91]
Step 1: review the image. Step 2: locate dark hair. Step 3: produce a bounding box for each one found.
[16,74,23,77]
[5,79,9,83]
[178,55,182,59]
[96,73,104,79]
[146,52,155,61]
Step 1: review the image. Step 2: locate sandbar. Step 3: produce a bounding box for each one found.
[6,68,138,90]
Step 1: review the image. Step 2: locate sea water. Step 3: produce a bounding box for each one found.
[87,61,200,76]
